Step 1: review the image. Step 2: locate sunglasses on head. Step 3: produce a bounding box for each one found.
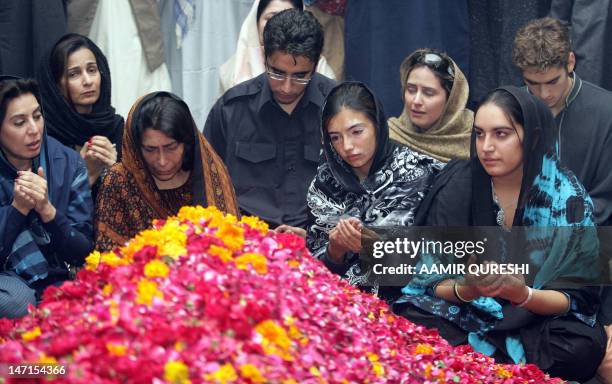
[410,51,455,78]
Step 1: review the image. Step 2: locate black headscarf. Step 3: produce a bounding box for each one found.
[416,86,557,226]
[469,86,556,226]
[36,33,124,153]
[320,81,397,194]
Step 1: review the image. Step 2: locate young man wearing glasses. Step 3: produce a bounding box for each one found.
[204,8,335,229]
[512,17,612,228]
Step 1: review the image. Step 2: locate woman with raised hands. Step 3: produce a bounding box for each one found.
[37,33,124,195]
[0,76,93,318]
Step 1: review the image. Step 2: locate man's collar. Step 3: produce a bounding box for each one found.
[255,74,273,113]
[564,71,582,109]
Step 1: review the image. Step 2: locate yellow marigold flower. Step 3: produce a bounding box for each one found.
[106,342,127,357]
[135,279,164,305]
[255,320,293,360]
[239,364,266,383]
[177,205,228,229]
[414,343,434,355]
[217,222,244,251]
[109,299,120,324]
[161,242,186,260]
[164,360,191,384]
[38,353,57,365]
[496,367,512,378]
[121,220,187,261]
[175,341,186,352]
[366,353,385,378]
[176,205,211,224]
[21,326,41,342]
[371,362,384,377]
[284,316,308,345]
[102,283,113,296]
[85,251,102,270]
[204,363,237,384]
[309,367,321,377]
[100,252,130,268]
[144,260,170,278]
[208,245,233,263]
[239,215,269,234]
[235,253,267,274]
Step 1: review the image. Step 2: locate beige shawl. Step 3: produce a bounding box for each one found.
[388,53,473,162]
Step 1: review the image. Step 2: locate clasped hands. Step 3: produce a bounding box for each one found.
[80,135,117,185]
[326,217,363,263]
[456,255,529,304]
[12,167,56,222]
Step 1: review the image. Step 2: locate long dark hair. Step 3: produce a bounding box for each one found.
[132,95,196,171]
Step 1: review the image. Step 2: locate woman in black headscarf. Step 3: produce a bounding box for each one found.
[394,86,606,381]
[306,82,440,302]
[37,33,124,195]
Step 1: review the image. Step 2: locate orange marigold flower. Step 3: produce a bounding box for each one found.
[208,245,233,263]
[21,326,41,342]
[414,343,434,355]
[239,364,266,383]
[235,253,267,274]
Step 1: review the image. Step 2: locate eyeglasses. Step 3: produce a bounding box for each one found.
[265,66,312,85]
[411,51,454,78]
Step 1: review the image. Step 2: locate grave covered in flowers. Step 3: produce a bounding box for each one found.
[0,206,562,383]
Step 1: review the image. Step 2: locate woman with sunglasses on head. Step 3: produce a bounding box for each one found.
[393,86,606,381]
[306,82,440,302]
[219,0,336,94]
[94,92,238,252]
[0,76,94,318]
[388,49,473,163]
[37,34,124,197]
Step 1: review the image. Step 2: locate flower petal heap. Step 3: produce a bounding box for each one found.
[0,206,564,383]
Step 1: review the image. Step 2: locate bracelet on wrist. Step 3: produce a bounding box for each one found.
[513,286,533,308]
[453,281,473,303]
